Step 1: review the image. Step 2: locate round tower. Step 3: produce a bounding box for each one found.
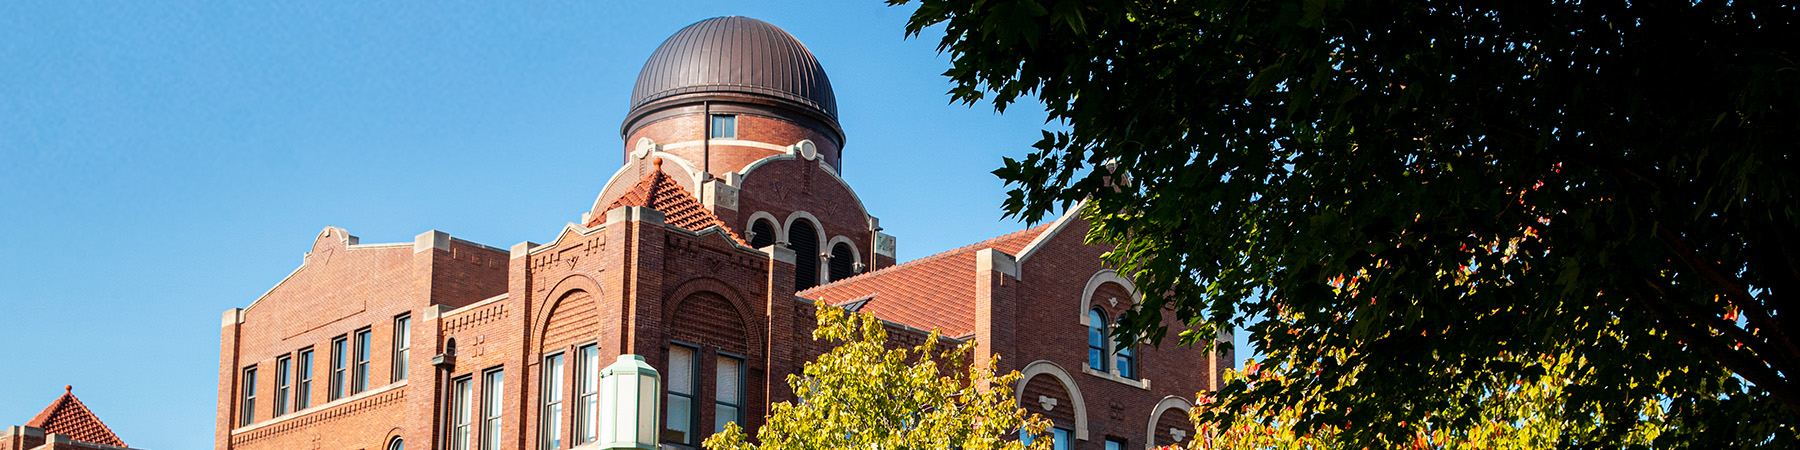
[621,16,846,176]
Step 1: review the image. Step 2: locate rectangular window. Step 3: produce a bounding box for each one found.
[714,354,743,433]
[663,344,697,444]
[1024,427,1072,450]
[451,376,473,450]
[710,115,736,139]
[1116,345,1136,380]
[541,353,565,450]
[574,345,601,444]
[1105,437,1127,450]
[393,314,411,382]
[482,369,505,450]
[274,356,292,416]
[239,366,257,427]
[296,348,314,409]
[330,335,348,400]
[353,328,372,393]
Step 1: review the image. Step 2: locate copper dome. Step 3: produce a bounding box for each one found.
[630,17,838,119]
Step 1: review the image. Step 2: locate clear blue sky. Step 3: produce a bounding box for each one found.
[0,2,1249,449]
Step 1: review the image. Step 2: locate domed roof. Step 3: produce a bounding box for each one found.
[630,17,838,119]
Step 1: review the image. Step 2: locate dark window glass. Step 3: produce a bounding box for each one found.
[482,369,504,450]
[239,366,257,427]
[1088,309,1108,371]
[749,219,777,249]
[828,243,855,282]
[789,220,820,290]
[330,336,348,400]
[451,376,472,450]
[274,356,291,415]
[541,353,564,450]
[664,344,697,444]
[575,345,600,444]
[296,348,313,409]
[393,315,411,382]
[710,115,736,139]
[353,328,372,393]
[714,355,744,433]
[1105,437,1126,450]
[388,438,404,450]
[1116,342,1137,379]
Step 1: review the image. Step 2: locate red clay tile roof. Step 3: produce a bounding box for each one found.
[25,386,127,447]
[595,159,745,245]
[798,224,1053,337]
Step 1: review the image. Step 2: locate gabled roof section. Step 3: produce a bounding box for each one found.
[594,159,745,245]
[798,224,1052,337]
[25,386,127,447]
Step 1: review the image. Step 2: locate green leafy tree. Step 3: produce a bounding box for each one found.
[704,306,1051,450]
[1188,353,1664,450]
[889,0,1798,447]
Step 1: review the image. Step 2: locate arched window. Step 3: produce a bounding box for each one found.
[749,219,777,249]
[828,243,855,282]
[1087,309,1108,371]
[387,437,404,450]
[789,220,820,290]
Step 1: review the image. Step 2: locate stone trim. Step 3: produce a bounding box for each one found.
[1081,365,1151,390]
[1145,395,1194,449]
[1017,360,1089,441]
[1013,199,1088,266]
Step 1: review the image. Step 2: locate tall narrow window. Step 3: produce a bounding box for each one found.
[482,369,505,450]
[451,376,472,450]
[710,114,736,139]
[330,335,349,400]
[296,348,314,409]
[353,328,372,393]
[1023,427,1072,450]
[789,221,820,290]
[828,243,855,282]
[541,353,565,450]
[714,354,744,433]
[664,344,697,444]
[274,356,292,416]
[1116,343,1137,379]
[239,366,258,427]
[574,345,601,444]
[393,314,411,382]
[1088,309,1109,372]
[748,219,777,249]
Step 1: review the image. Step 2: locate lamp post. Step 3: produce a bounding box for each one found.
[598,354,661,450]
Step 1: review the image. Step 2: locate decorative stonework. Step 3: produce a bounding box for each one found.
[1037,395,1058,411]
[1170,428,1187,442]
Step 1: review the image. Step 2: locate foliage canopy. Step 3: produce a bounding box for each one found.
[893,0,1799,447]
[703,306,1050,450]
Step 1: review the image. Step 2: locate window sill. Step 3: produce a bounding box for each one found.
[1081,366,1149,390]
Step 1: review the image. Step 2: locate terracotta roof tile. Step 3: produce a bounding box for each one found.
[798,224,1052,337]
[594,159,745,245]
[25,386,127,447]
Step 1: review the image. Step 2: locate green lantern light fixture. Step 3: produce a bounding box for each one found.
[598,354,661,450]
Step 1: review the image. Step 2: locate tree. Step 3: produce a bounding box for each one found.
[890,0,1798,447]
[703,306,1051,450]
[1188,353,1665,450]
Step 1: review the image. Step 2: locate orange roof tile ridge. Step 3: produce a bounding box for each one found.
[599,165,747,246]
[25,386,126,447]
[799,223,1052,297]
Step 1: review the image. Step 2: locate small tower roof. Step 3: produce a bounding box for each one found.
[24,385,128,447]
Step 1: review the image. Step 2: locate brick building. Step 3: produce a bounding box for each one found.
[215,16,1231,450]
[3,386,138,450]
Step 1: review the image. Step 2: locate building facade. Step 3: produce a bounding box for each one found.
[214,16,1232,450]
